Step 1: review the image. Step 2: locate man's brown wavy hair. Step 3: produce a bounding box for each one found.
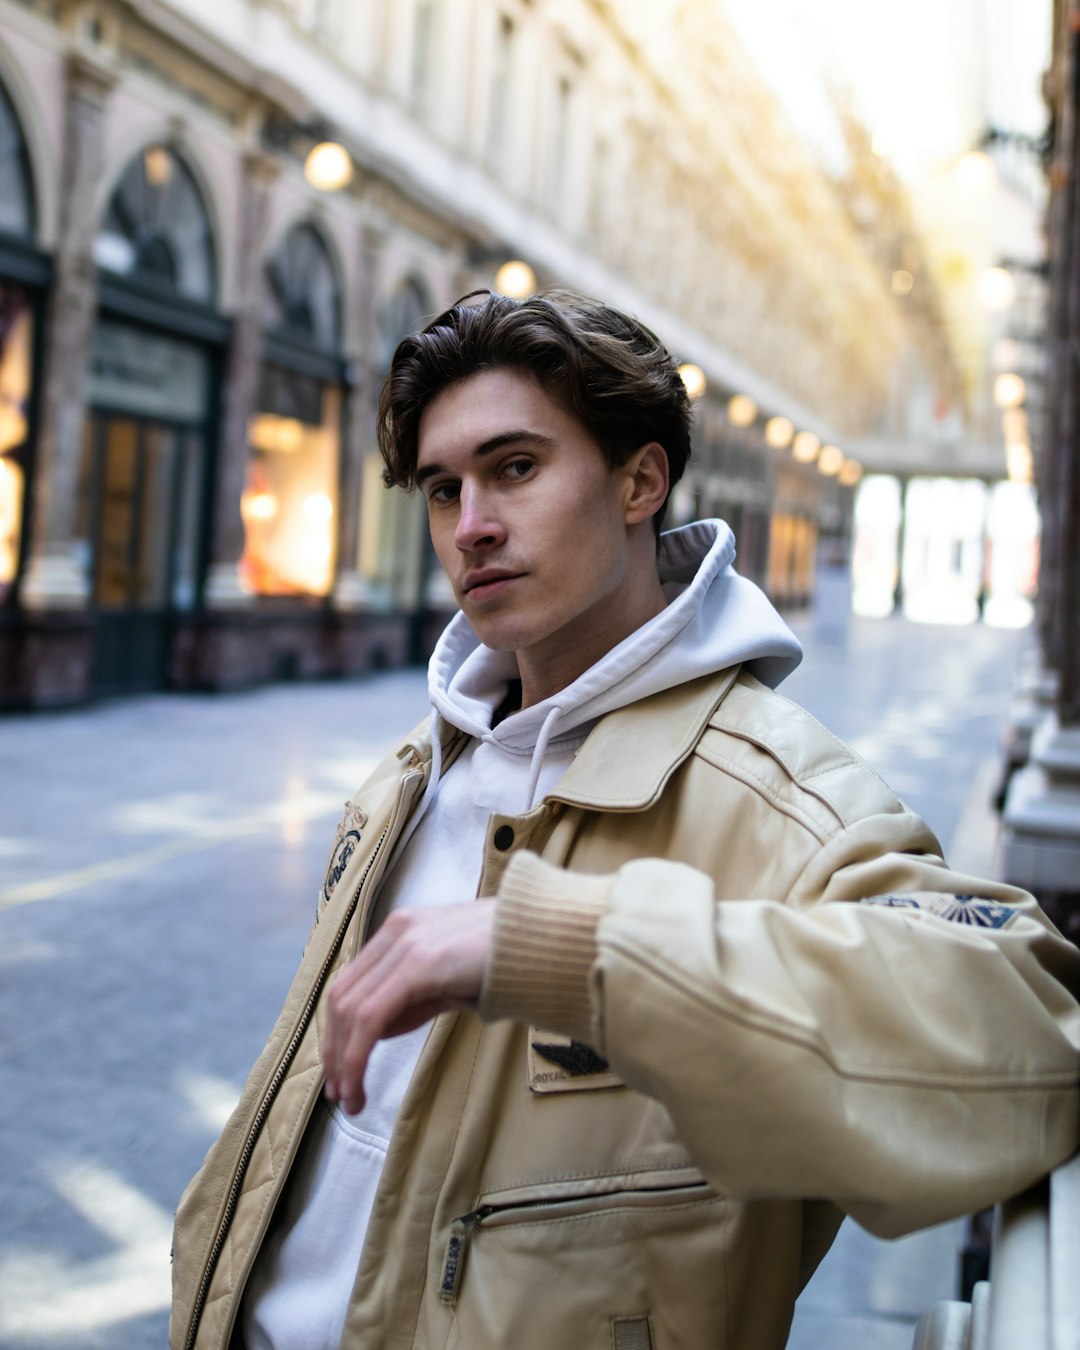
[376,289,693,533]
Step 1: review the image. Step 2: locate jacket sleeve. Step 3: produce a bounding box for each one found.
[479,822,1080,1238]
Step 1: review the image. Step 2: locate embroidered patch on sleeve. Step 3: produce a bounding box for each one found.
[319,801,369,907]
[863,893,1018,929]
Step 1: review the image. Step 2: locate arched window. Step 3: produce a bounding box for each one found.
[376,276,432,370]
[264,223,341,352]
[94,145,215,302]
[0,79,33,239]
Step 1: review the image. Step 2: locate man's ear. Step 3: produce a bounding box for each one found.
[621,442,670,526]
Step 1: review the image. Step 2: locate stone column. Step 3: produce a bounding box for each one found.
[203,151,279,608]
[20,48,117,611]
[333,219,387,611]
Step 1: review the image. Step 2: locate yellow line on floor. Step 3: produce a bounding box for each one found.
[0,793,345,912]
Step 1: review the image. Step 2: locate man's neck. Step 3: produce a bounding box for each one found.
[516,573,669,709]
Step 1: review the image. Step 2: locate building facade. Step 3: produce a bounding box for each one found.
[0,0,954,706]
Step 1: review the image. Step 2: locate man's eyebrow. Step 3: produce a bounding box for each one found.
[416,429,555,485]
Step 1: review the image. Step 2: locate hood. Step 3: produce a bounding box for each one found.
[428,518,802,761]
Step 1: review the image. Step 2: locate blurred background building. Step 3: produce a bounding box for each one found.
[0,0,1048,706]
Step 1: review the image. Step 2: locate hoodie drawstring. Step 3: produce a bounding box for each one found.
[524,704,562,812]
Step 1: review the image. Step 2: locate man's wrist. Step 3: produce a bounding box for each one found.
[478,852,612,1044]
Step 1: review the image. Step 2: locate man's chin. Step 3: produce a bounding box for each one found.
[465,621,519,653]
[461,608,534,654]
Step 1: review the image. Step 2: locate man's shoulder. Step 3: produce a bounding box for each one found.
[695,670,907,833]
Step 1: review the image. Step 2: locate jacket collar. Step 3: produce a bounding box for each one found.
[547,666,741,812]
[404,665,741,814]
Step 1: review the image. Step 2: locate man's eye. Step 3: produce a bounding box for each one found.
[503,459,533,479]
[428,483,459,504]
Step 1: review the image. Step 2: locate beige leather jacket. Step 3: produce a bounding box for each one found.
[170,668,1080,1350]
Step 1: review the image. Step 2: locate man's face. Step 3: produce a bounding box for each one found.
[415,368,645,682]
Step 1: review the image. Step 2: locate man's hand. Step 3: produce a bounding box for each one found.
[322,901,496,1114]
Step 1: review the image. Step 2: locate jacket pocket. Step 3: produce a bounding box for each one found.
[439,1172,728,1349]
[442,1173,718,1299]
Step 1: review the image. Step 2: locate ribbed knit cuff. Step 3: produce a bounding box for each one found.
[478,852,614,1043]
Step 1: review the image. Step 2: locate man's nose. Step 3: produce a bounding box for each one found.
[455,485,506,552]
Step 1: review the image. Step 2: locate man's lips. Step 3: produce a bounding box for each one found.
[462,569,526,599]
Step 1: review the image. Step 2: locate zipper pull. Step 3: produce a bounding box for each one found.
[439,1207,491,1305]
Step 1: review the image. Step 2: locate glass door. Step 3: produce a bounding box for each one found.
[81,414,204,694]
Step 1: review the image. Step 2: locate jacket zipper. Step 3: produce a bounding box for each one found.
[184,771,422,1350]
[439,1181,714,1306]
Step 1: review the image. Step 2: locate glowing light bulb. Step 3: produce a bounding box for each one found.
[494,260,537,298]
[838,459,863,487]
[304,493,334,524]
[792,431,821,463]
[994,373,1027,410]
[304,141,353,192]
[818,445,845,476]
[764,416,795,449]
[678,363,706,400]
[727,394,758,427]
[243,492,278,522]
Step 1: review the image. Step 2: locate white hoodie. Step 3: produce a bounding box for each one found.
[241,520,801,1350]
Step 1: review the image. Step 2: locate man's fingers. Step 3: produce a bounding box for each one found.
[334,992,446,1114]
[320,903,495,1113]
[323,921,416,1105]
[329,956,421,1111]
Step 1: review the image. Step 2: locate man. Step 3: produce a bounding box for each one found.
[172,291,1080,1350]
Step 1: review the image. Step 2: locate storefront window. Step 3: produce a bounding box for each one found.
[77,320,210,612]
[242,224,343,598]
[93,145,215,302]
[241,366,340,597]
[0,285,31,600]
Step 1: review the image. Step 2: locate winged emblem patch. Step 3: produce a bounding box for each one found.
[530,1040,610,1077]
